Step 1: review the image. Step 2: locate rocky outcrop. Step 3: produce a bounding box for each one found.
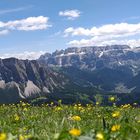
[0,58,67,103]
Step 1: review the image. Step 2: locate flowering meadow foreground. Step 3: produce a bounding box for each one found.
[0,99,140,140]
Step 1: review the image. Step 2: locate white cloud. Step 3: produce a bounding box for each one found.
[64,23,140,37]
[68,38,140,48]
[64,27,90,36]
[59,10,81,20]
[97,39,140,48]
[0,16,51,34]
[0,51,45,60]
[65,22,140,47]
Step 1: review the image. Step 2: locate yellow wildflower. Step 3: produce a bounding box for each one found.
[71,115,81,121]
[54,107,62,111]
[51,102,54,105]
[69,128,81,136]
[19,135,24,140]
[122,104,131,109]
[19,134,32,140]
[22,102,26,107]
[96,132,104,140]
[111,124,121,132]
[0,133,6,140]
[78,106,82,110]
[14,114,20,121]
[22,128,27,133]
[24,134,32,139]
[109,97,115,102]
[80,108,85,113]
[23,108,28,111]
[112,111,120,118]
[96,102,99,105]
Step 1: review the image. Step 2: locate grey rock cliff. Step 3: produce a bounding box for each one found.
[0,58,67,103]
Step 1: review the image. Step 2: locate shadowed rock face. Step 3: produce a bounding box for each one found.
[0,58,67,103]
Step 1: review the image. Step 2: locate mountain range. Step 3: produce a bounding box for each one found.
[39,45,140,93]
[1,45,140,104]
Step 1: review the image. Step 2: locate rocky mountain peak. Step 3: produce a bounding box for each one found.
[0,58,67,103]
[39,45,139,69]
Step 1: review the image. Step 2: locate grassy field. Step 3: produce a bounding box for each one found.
[0,100,140,140]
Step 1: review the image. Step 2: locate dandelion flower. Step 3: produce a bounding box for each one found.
[96,132,104,140]
[111,124,121,132]
[19,135,24,140]
[0,133,6,140]
[23,108,28,111]
[71,115,81,121]
[69,128,81,136]
[54,107,62,111]
[112,111,120,118]
[96,102,99,105]
[122,104,131,109]
[109,97,115,102]
[14,114,20,121]
[22,102,26,107]
[19,134,32,140]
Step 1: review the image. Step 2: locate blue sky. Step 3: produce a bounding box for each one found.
[0,0,140,59]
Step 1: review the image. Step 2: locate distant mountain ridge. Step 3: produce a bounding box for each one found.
[39,45,140,93]
[39,45,140,70]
